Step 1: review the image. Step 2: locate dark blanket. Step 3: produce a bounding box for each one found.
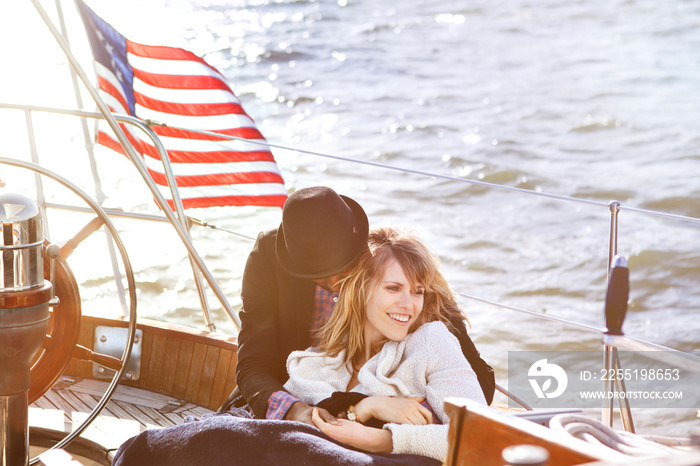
[112,408,441,466]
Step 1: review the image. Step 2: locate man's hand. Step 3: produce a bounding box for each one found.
[355,396,432,425]
[312,408,393,453]
[285,401,338,426]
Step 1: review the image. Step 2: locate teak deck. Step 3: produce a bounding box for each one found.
[30,377,212,454]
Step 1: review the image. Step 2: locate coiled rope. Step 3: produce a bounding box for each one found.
[548,414,695,458]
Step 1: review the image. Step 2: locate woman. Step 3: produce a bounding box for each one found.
[283,227,487,462]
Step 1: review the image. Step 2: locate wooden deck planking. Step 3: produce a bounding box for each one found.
[32,393,60,411]
[185,341,208,403]
[67,378,172,410]
[59,388,95,413]
[209,349,232,409]
[43,387,85,420]
[144,332,167,394]
[159,335,182,395]
[34,388,74,433]
[223,350,238,406]
[101,399,137,423]
[113,400,163,429]
[172,338,195,399]
[195,344,221,407]
[30,377,215,454]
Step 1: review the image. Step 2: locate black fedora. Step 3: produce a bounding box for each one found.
[276,186,369,279]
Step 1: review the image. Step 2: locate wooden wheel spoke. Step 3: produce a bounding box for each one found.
[59,216,105,260]
[72,344,123,372]
[40,336,123,371]
[42,334,58,351]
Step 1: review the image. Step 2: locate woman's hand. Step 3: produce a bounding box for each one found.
[312,408,393,454]
[355,396,433,425]
[286,401,338,427]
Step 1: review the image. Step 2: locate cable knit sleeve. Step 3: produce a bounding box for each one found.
[383,423,449,461]
[406,322,487,423]
[283,349,350,405]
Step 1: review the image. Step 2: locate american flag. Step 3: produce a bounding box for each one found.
[76,0,287,209]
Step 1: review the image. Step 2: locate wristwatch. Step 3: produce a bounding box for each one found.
[347,405,358,422]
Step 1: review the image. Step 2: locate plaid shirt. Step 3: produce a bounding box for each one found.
[266,286,337,419]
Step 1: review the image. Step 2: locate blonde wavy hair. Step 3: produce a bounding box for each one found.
[316,226,468,367]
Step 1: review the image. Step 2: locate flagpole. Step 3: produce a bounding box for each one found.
[30,0,240,330]
[55,0,129,317]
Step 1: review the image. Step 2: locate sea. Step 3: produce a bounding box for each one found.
[1,0,699,438]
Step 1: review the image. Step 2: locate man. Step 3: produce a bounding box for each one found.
[233,186,494,424]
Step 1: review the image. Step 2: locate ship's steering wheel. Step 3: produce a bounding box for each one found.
[0,157,137,463]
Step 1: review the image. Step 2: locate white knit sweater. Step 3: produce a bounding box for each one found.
[283,321,487,461]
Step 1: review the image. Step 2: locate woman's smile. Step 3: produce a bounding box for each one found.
[388,313,410,323]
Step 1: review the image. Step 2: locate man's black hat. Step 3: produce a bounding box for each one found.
[276,186,369,279]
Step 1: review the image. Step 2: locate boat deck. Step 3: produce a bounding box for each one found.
[30,376,213,462]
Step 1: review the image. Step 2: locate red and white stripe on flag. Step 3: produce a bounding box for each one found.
[77,0,287,209]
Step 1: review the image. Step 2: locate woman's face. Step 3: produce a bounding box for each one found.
[363,258,424,351]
